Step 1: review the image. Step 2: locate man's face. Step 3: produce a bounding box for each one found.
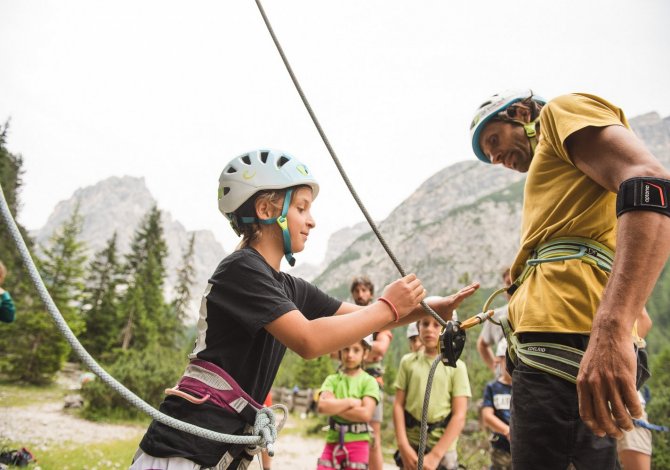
[351,285,373,306]
[478,120,533,173]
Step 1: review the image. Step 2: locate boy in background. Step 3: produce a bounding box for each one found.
[481,339,512,470]
[393,315,471,470]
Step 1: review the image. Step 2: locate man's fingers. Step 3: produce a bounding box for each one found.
[577,379,597,433]
[607,387,631,437]
[622,381,643,420]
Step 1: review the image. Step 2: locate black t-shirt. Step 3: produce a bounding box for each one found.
[140,247,341,465]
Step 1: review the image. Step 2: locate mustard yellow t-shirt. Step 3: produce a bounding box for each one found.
[509,93,629,334]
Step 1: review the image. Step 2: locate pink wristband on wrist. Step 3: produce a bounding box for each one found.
[378,297,399,322]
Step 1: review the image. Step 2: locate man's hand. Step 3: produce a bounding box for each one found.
[430,282,480,322]
[577,321,642,438]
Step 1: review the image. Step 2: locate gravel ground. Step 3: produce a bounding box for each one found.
[0,401,395,469]
[0,401,145,446]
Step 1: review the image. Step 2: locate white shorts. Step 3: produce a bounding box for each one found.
[129,449,254,470]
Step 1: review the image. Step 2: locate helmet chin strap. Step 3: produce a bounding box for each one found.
[240,188,296,266]
[520,119,541,156]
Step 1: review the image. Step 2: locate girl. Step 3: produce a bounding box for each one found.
[131,149,478,470]
[393,315,471,470]
[317,335,378,470]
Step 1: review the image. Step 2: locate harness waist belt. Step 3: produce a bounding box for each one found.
[404,410,451,432]
[166,359,263,425]
[328,418,370,434]
[509,237,614,296]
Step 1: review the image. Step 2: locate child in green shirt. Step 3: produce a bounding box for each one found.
[317,335,380,470]
[393,317,471,470]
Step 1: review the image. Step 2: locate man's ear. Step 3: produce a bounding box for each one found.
[517,104,533,123]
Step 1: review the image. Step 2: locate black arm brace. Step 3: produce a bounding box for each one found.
[616,177,670,218]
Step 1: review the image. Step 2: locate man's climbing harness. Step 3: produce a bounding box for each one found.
[479,236,666,432]
[480,237,616,385]
[0,184,286,456]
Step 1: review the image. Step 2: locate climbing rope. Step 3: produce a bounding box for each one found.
[417,356,442,470]
[253,0,447,330]
[252,2,488,467]
[0,183,287,456]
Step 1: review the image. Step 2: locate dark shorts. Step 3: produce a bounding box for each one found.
[508,333,620,470]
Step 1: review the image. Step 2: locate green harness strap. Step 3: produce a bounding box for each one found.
[491,237,615,383]
[508,236,614,295]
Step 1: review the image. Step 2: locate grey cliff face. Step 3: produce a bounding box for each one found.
[312,111,670,299]
[34,176,225,323]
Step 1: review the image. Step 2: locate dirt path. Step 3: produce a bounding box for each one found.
[0,401,145,446]
[0,402,395,469]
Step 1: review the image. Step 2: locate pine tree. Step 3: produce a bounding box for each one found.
[172,233,196,325]
[117,206,170,350]
[80,232,124,359]
[15,206,88,383]
[0,121,44,377]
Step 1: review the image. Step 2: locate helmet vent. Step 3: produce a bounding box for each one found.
[260,151,269,163]
[277,155,290,168]
[241,155,251,165]
[222,187,230,196]
[226,166,237,174]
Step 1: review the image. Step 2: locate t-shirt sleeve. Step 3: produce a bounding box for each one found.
[394,354,411,391]
[206,255,298,335]
[362,374,381,404]
[482,382,494,408]
[540,93,628,166]
[451,360,472,398]
[320,374,337,395]
[288,275,342,321]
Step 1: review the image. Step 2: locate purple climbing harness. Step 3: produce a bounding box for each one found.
[165,359,263,425]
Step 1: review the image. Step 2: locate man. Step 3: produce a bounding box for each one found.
[476,268,512,372]
[470,90,670,469]
[350,276,392,470]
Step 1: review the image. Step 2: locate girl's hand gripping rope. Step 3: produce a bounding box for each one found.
[379,274,427,321]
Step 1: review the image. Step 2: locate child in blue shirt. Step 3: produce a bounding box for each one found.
[481,339,512,470]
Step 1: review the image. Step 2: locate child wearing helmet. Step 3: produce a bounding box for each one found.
[406,322,422,353]
[316,335,378,470]
[130,149,478,470]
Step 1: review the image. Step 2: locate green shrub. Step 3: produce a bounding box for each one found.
[81,345,186,420]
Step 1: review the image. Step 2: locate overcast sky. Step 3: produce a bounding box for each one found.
[2,0,669,268]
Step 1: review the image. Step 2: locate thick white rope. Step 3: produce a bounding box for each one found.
[0,182,284,455]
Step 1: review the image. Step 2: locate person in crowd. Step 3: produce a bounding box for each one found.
[130,149,478,469]
[617,309,653,470]
[481,339,512,470]
[317,336,378,470]
[406,322,422,353]
[0,261,16,324]
[350,275,392,470]
[476,268,511,372]
[470,90,670,468]
[393,314,471,470]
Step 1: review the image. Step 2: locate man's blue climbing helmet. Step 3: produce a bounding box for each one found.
[470,89,547,163]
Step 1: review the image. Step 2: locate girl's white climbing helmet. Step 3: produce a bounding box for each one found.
[218,149,319,219]
[470,89,546,163]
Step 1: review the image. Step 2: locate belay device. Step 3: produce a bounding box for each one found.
[439,311,494,367]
